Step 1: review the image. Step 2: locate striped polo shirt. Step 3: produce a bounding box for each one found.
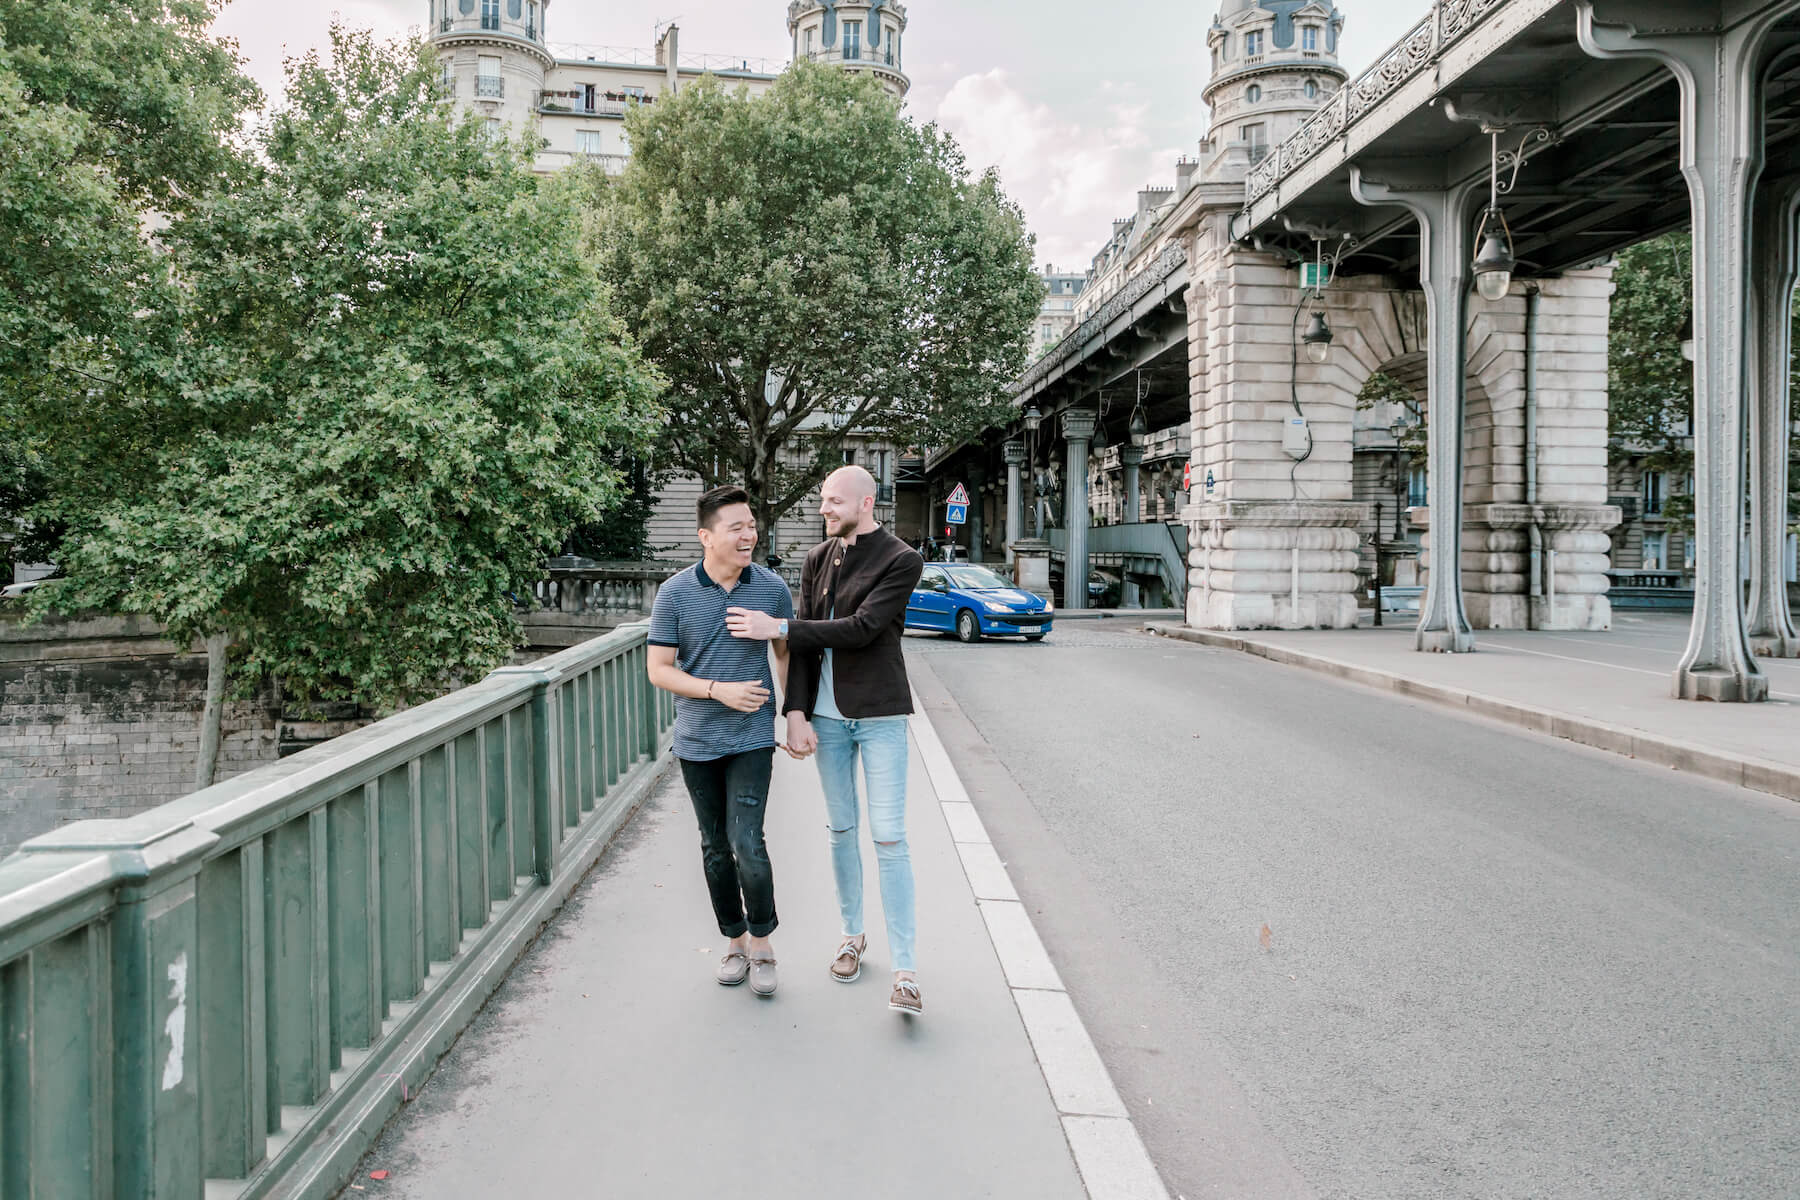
[649,560,795,762]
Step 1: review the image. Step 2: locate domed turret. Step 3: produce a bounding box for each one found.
[428,0,556,133]
[1202,0,1346,182]
[787,1,910,101]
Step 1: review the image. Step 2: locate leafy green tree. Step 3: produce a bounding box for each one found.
[1355,370,1427,462]
[584,62,1043,544]
[1607,233,1697,530]
[30,28,662,781]
[0,0,259,555]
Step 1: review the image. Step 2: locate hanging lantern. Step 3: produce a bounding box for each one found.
[1302,309,1334,364]
[1472,214,1516,302]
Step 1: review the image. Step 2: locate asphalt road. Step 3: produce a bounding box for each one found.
[906,625,1800,1200]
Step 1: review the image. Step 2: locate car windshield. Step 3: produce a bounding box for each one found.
[943,566,1014,591]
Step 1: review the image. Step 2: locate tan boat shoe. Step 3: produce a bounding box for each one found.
[888,976,922,1016]
[830,935,867,983]
[749,955,778,997]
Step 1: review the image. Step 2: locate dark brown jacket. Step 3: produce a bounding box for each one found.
[782,525,925,720]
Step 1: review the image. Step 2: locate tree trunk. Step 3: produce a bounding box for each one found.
[194,631,230,791]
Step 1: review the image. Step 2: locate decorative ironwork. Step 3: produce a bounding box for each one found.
[1012,247,1188,398]
[1246,0,1519,205]
[1440,0,1507,41]
[1494,126,1554,195]
[1347,17,1435,124]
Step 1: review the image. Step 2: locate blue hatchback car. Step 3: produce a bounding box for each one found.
[906,563,1054,643]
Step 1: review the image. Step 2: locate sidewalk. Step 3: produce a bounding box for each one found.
[347,718,1163,1199]
[1149,613,1800,802]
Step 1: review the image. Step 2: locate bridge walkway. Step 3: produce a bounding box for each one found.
[343,717,1157,1200]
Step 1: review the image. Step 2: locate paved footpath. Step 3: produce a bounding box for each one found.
[346,718,1165,1199]
[1153,612,1800,800]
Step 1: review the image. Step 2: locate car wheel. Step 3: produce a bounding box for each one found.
[1025,633,1046,642]
[955,610,981,643]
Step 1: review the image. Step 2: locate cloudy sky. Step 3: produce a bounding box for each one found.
[212,1,1424,270]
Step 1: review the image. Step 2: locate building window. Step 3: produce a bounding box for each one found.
[1305,79,1319,100]
[1642,469,1664,515]
[1245,29,1264,56]
[845,20,862,60]
[1303,25,1319,51]
[574,130,603,155]
[1643,531,1667,571]
[527,1,538,39]
[485,117,504,141]
[1242,123,1268,162]
[805,28,815,57]
[476,56,503,98]
[1407,464,1428,509]
[1042,323,1054,340]
[1785,531,1797,582]
[1684,536,1697,571]
[1246,84,1261,103]
[507,0,520,18]
[843,449,857,465]
[481,0,500,31]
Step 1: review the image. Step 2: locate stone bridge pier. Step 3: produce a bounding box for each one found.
[1181,228,1619,635]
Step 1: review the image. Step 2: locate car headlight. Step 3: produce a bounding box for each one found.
[1044,599,1055,614]
[981,598,1012,614]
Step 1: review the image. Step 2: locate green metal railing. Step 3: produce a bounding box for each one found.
[0,624,675,1200]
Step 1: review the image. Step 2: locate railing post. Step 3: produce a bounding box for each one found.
[531,682,561,885]
[15,823,219,1198]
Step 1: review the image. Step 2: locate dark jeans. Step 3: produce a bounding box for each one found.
[677,747,778,939]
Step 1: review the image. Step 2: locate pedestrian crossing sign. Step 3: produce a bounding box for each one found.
[946,503,969,525]
[947,483,970,506]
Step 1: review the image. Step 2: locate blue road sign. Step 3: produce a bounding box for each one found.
[946,503,969,525]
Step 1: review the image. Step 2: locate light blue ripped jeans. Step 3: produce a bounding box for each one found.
[813,716,915,972]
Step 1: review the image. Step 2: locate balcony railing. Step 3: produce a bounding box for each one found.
[435,16,543,44]
[476,75,505,99]
[536,92,636,117]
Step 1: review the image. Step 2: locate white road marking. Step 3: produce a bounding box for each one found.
[913,695,1171,1200]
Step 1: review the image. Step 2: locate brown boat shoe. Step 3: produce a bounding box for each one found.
[830,934,867,983]
[888,975,922,1016]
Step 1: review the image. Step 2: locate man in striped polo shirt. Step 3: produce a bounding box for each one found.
[647,486,798,997]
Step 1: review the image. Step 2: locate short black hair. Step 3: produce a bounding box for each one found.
[698,485,752,530]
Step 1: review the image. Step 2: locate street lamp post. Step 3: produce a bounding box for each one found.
[1374,500,1386,627]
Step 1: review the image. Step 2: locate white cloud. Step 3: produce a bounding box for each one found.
[934,69,1185,274]
[212,2,417,108]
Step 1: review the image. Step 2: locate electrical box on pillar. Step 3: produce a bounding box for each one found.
[1283,416,1310,457]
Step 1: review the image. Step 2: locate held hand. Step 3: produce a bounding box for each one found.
[710,681,771,714]
[785,712,817,759]
[725,607,784,641]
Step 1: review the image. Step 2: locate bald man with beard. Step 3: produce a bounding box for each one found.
[726,466,929,1016]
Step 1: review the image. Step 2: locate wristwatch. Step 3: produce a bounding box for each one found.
[777,619,790,638]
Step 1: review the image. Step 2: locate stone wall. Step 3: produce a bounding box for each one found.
[0,644,280,854]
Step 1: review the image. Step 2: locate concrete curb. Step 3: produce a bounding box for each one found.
[912,695,1172,1200]
[1146,623,1800,805]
